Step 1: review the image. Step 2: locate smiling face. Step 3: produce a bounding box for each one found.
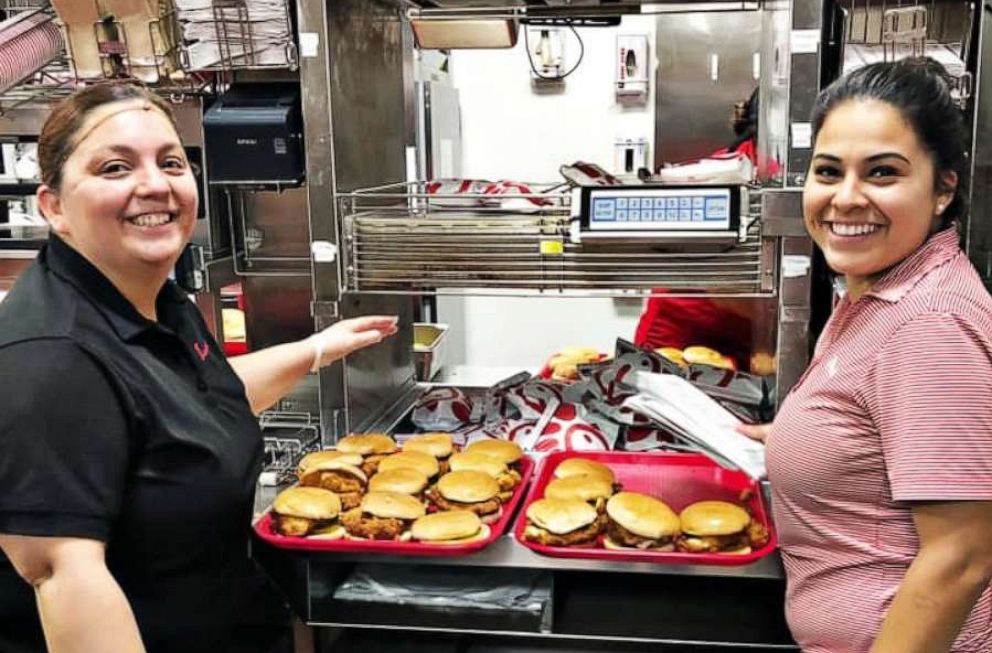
[803,99,956,295]
[39,99,198,287]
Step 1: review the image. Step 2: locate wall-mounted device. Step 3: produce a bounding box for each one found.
[570,184,745,243]
[616,34,649,103]
[614,137,649,175]
[528,26,565,85]
[203,84,304,188]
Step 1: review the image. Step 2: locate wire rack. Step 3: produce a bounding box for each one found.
[178,0,298,72]
[839,0,974,102]
[260,410,319,483]
[339,182,774,297]
[0,0,299,114]
[0,4,75,114]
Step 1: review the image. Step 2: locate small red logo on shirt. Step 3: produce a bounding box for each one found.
[193,341,210,361]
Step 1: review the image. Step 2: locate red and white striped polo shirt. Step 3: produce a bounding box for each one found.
[767,227,992,652]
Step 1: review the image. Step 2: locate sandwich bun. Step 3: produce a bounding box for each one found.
[548,346,601,370]
[525,498,598,536]
[298,460,368,490]
[272,486,342,520]
[410,510,489,544]
[655,347,687,368]
[552,458,616,485]
[336,433,398,456]
[677,500,754,554]
[682,346,736,370]
[448,452,507,478]
[545,474,615,509]
[271,486,342,537]
[377,451,441,479]
[297,450,364,476]
[605,492,680,539]
[360,491,427,521]
[679,500,750,536]
[368,468,429,495]
[437,470,500,504]
[403,432,454,459]
[464,439,523,466]
[602,492,680,551]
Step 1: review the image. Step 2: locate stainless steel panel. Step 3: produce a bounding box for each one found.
[965,2,991,285]
[243,275,315,351]
[758,0,792,187]
[761,188,806,237]
[654,12,762,167]
[787,0,825,183]
[417,81,462,180]
[330,292,417,441]
[327,0,408,193]
[239,186,311,260]
[297,0,414,441]
[774,235,814,404]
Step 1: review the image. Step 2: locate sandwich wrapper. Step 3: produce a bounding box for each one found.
[623,371,766,479]
[411,387,477,431]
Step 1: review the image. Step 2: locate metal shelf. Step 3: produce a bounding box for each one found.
[257,531,784,580]
[340,182,775,297]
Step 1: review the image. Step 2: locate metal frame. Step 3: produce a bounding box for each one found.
[338,181,772,296]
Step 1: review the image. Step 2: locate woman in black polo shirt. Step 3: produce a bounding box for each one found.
[0,82,397,653]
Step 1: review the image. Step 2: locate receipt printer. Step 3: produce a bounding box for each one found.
[203,84,304,186]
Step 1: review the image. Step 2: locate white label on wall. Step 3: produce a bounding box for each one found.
[439,138,454,178]
[790,29,820,54]
[311,241,338,263]
[299,32,319,58]
[791,122,812,149]
[782,255,811,278]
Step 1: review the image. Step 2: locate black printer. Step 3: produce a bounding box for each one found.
[203,84,304,187]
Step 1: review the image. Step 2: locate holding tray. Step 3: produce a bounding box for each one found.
[254,457,534,556]
[513,451,776,565]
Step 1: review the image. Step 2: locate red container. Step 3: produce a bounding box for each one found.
[254,457,534,556]
[513,451,776,565]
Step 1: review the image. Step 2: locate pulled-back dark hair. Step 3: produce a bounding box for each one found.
[38,81,178,191]
[810,57,968,226]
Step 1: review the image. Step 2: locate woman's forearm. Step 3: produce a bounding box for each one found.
[228,339,312,415]
[871,543,992,653]
[35,563,145,653]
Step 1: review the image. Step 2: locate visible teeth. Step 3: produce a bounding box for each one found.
[129,213,173,227]
[829,222,880,237]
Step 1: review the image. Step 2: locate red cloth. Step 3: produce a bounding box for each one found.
[634,294,752,369]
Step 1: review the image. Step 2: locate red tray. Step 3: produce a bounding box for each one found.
[513,451,776,565]
[254,457,534,556]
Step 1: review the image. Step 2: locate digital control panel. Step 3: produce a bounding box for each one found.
[579,185,739,234]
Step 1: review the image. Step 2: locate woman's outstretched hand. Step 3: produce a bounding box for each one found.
[735,422,772,444]
[310,316,399,369]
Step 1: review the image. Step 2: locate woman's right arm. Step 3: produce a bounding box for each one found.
[0,534,146,653]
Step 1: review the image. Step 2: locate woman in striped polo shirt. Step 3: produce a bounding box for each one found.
[741,58,992,652]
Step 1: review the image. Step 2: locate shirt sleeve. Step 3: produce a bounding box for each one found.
[868,311,992,502]
[0,339,131,540]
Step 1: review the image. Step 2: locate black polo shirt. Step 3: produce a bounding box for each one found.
[0,234,264,653]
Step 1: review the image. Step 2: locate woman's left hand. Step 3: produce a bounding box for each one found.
[310,315,399,369]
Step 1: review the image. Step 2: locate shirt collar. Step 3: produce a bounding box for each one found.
[42,233,187,341]
[863,227,960,303]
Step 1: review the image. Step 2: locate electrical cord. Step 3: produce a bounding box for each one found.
[523,22,585,80]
